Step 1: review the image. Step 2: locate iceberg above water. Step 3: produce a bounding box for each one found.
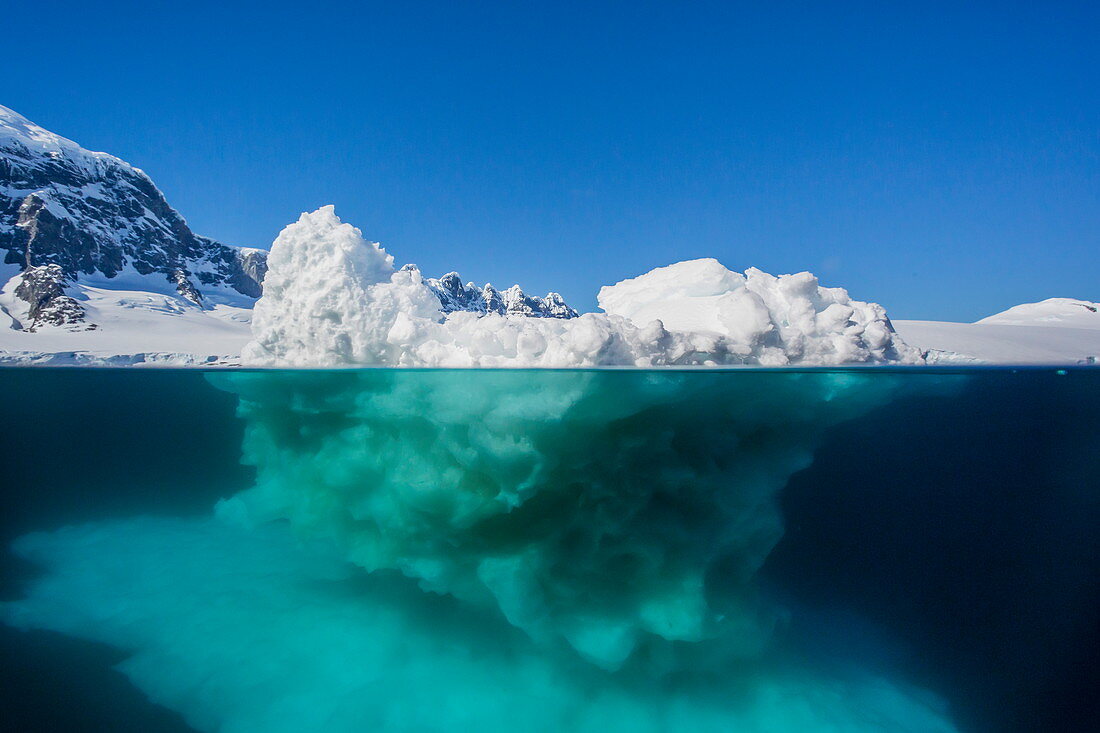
[243,206,920,367]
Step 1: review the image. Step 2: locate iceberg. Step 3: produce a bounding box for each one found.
[243,206,920,367]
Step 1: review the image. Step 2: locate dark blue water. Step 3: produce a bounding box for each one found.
[0,367,1096,732]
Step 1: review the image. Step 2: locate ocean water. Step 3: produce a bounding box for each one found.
[0,367,1096,732]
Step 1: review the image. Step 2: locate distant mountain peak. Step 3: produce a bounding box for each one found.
[420,268,578,319]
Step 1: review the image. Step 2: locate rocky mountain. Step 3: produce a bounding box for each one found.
[0,104,267,329]
[423,270,578,319]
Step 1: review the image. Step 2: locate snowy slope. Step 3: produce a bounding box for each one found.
[894,299,1100,364]
[893,321,1099,364]
[0,261,252,365]
[976,297,1100,329]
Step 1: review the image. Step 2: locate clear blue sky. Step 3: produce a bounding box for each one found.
[2,1,1097,320]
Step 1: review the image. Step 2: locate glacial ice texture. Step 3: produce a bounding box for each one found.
[242,206,920,367]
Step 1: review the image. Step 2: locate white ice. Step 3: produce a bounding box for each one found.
[243,206,920,367]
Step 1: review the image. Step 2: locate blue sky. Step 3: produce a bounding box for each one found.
[2,1,1096,320]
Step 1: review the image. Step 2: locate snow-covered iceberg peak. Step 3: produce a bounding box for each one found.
[599,258,913,365]
[244,206,920,367]
[242,206,443,366]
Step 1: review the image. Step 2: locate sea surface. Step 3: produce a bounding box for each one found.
[0,367,1096,732]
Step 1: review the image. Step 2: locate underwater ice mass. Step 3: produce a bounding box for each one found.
[217,370,901,671]
[3,209,962,731]
[7,370,960,732]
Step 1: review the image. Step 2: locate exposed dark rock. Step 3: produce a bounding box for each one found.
[232,249,269,299]
[13,264,89,331]
[169,268,203,305]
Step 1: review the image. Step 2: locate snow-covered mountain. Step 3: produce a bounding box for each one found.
[976,297,1100,329]
[0,104,267,330]
[0,104,270,363]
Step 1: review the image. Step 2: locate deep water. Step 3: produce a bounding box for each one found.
[0,367,1096,732]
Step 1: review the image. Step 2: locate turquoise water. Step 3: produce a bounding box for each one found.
[1,367,1097,731]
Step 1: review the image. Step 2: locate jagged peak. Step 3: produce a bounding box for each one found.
[423,269,577,319]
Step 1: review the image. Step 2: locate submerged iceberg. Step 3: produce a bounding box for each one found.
[5,369,959,732]
[213,370,907,670]
[244,206,919,367]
